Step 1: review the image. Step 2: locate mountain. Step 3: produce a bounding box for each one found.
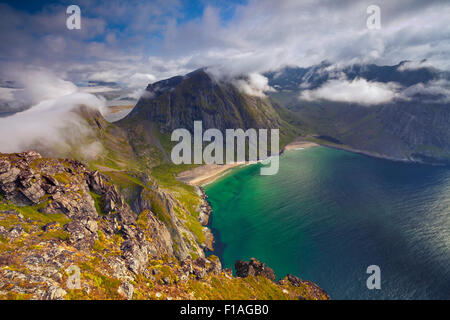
[119,68,300,152]
[266,61,440,93]
[126,68,283,132]
[266,62,450,164]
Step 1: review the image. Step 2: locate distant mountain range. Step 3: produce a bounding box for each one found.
[265,61,444,92]
[265,61,450,164]
[2,62,449,164]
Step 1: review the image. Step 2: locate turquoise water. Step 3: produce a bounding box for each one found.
[204,147,450,299]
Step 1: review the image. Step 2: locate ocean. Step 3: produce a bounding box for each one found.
[204,147,450,299]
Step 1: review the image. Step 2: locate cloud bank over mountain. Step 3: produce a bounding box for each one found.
[0,69,105,156]
[300,77,401,105]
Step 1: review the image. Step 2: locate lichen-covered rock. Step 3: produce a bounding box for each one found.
[118,281,134,300]
[43,285,67,300]
[235,258,276,281]
[277,274,331,300]
[121,238,149,275]
[106,256,134,282]
[64,218,98,250]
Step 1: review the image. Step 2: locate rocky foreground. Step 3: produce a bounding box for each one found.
[0,151,329,300]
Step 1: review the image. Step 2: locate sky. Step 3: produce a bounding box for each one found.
[0,0,449,90]
[0,0,448,155]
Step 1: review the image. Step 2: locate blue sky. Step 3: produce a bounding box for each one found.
[0,0,449,88]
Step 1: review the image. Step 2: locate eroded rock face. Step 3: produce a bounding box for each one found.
[118,281,134,300]
[0,151,179,271]
[235,258,276,281]
[0,151,330,300]
[134,183,205,260]
[64,218,98,250]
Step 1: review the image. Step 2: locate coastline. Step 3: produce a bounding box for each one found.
[282,139,319,152]
[312,141,448,166]
[176,163,244,186]
[177,138,319,187]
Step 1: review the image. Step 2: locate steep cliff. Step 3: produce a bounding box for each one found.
[0,151,329,300]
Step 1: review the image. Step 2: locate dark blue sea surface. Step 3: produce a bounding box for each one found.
[204,147,450,299]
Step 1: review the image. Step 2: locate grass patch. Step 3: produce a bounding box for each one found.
[0,202,70,227]
[52,172,72,185]
[40,229,70,241]
[89,191,105,216]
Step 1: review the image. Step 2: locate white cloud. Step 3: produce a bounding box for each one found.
[0,0,449,95]
[300,77,401,105]
[401,78,450,102]
[397,60,437,71]
[233,73,275,97]
[125,73,157,88]
[124,88,146,100]
[158,0,450,76]
[10,69,78,107]
[0,70,106,158]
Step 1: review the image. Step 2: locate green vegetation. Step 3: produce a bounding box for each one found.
[40,229,69,241]
[89,191,105,216]
[0,201,70,228]
[52,172,72,185]
[151,164,200,215]
[150,163,206,244]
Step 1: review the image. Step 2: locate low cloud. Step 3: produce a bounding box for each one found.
[0,70,106,158]
[401,78,450,102]
[397,60,437,72]
[125,73,157,88]
[233,73,274,98]
[300,76,401,105]
[1,69,79,110]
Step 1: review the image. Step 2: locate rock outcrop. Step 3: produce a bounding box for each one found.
[235,258,277,281]
[0,151,329,300]
[277,274,331,300]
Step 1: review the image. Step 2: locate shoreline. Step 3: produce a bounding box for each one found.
[313,141,448,166]
[177,138,319,187]
[282,139,319,152]
[177,138,321,253]
[186,138,444,257]
[176,163,244,186]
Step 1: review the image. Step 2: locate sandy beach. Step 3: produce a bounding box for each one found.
[177,138,319,186]
[177,163,244,186]
[282,139,319,151]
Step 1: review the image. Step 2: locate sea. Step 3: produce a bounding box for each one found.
[204,147,450,299]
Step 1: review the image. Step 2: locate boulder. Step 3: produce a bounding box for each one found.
[64,218,98,250]
[118,281,134,300]
[235,258,276,281]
